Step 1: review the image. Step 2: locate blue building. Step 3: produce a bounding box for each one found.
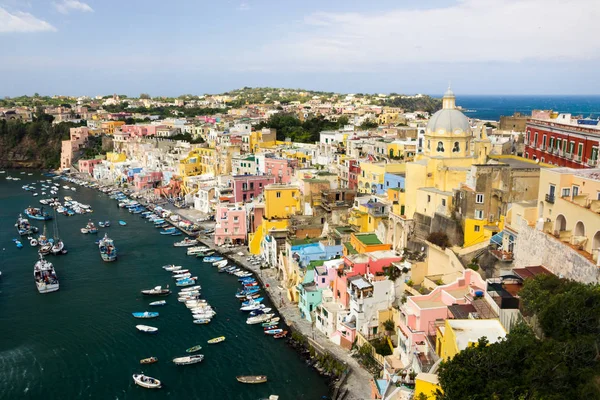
[290,240,343,269]
[384,172,405,191]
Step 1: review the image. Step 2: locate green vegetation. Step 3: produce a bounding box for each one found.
[371,337,392,356]
[102,104,227,119]
[436,275,600,400]
[0,116,86,168]
[427,232,451,249]
[255,114,348,143]
[359,119,379,129]
[383,319,395,332]
[380,95,442,114]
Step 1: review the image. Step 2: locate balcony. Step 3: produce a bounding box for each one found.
[565,152,572,159]
[575,155,583,162]
[539,144,546,151]
[490,249,514,262]
[545,194,555,203]
[557,149,564,157]
[588,158,598,167]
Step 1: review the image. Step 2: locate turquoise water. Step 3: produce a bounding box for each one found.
[455,95,600,121]
[0,173,328,399]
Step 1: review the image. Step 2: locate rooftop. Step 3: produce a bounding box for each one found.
[344,242,359,255]
[447,319,507,351]
[354,233,383,246]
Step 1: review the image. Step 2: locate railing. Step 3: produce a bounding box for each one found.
[539,144,546,151]
[566,152,572,159]
[575,155,582,162]
[588,158,598,167]
[545,194,555,203]
[557,149,564,157]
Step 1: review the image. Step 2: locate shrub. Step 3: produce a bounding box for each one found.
[427,231,451,249]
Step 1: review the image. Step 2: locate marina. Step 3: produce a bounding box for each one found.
[0,172,329,399]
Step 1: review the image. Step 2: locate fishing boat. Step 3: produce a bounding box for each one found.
[132,311,159,319]
[50,209,66,255]
[135,325,158,334]
[241,303,265,312]
[132,374,161,389]
[236,375,267,384]
[214,260,228,268]
[172,354,204,365]
[187,247,206,256]
[99,233,117,262]
[273,331,288,339]
[141,286,171,296]
[264,328,283,335]
[34,254,59,293]
[81,220,98,234]
[15,214,38,236]
[250,307,272,316]
[24,207,52,221]
[170,231,182,236]
[247,314,275,325]
[173,273,192,280]
[104,221,110,227]
[149,300,166,306]
[193,319,211,325]
[119,220,127,226]
[186,345,202,353]
[162,264,182,271]
[242,297,264,306]
[160,227,177,235]
[207,336,225,344]
[172,268,190,275]
[174,238,198,247]
[140,357,158,364]
[203,256,223,263]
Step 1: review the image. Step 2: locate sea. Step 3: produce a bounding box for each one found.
[454,95,600,121]
[0,173,329,400]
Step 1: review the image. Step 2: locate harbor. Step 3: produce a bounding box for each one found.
[0,172,329,400]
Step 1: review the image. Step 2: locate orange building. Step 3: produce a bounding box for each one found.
[348,233,391,254]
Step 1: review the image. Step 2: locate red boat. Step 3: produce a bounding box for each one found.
[273,331,288,339]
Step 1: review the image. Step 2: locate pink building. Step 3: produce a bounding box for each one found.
[78,159,103,175]
[231,175,276,203]
[264,158,298,184]
[314,259,344,290]
[214,204,247,245]
[397,269,486,371]
[121,124,166,137]
[134,171,164,190]
[61,127,90,170]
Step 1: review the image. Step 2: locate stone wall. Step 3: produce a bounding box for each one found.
[514,220,600,284]
[413,212,464,247]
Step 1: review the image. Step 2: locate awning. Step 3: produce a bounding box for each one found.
[490,231,504,245]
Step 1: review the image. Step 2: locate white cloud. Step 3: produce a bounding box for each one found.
[237,2,250,11]
[0,7,56,33]
[54,0,93,14]
[246,0,600,72]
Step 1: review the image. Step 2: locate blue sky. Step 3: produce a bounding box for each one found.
[1,0,599,96]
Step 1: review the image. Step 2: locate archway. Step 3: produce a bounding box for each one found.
[574,221,585,237]
[555,214,567,232]
[593,231,600,251]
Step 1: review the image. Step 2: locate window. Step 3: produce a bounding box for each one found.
[441,199,446,206]
[569,141,575,155]
[524,153,529,159]
[549,137,554,149]
[475,194,484,204]
[573,186,579,197]
[542,135,547,147]
[427,140,431,150]
[233,216,239,221]
[474,209,484,220]
[452,141,460,152]
[578,143,584,157]
[276,191,281,198]
[474,225,481,232]
[427,195,431,203]
[556,138,561,150]
[534,132,538,146]
[541,157,545,163]
[436,141,445,152]
[562,188,570,197]
[322,278,325,283]
[591,147,599,162]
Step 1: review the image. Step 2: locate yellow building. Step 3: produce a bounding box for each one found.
[348,197,390,233]
[414,373,442,400]
[377,112,401,126]
[249,184,301,254]
[178,148,216,177]
[435,319,506,361]
[358,162,405,194]
[404,89,490,221]
[101,120,125,135]
[250,128,277,153]
[105,152,127,163]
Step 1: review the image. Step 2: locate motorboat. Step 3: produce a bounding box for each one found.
[174,238,198,247]
[135,325,158,334]
[203,256,223,263]
[176,278,197,287]
[241,303,265,312]
[132,373,161,389]
[132,311,159,319]
[24,207,52,221]
[34,254,59,293]
[173,273,192,280]
[99,233,117,262]
[29,237,38,247]
[250,307,272,316]
[140,357,158,364]
[14,239,23,249]
[173,354,204,365]
[119,220,127,226]
[214,260,228,268]
[149,300,166,306]
[273,331,288,339]
[246,314,275,325]
[236,375,267,384]
[15,214,39,236]
[193,319,211,324]
[81,221,98,234]
[141,286,171,296]
[171,269,190,275]
[242,297,264,306]
[264,328,283,335]
[162,264,182,271]
[180,285,202,292]
[207,336,225,344]
[51,239,65,255]
[186,247,206,256]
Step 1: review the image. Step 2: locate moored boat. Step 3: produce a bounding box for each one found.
[236,375,267,384]
[172,354,204,365]
[149,300,166,306]
[162,264,182,271]
[132,311,159,319]
[186,345,202,353]
[247,314,275,325]
[119,220,127,226]
[34,254,59,293]
[132,373,161,389]
[180,285,202,292]
[141,286,171,296]
[15,214,38,236]
[207,336,225,344]
[24,207,52,221]
[174,238,198,247]
[193,318,211,325]
[203,256,223,263]
[135,325,158,334]
[140,357,158,364]
[273,331,288,339]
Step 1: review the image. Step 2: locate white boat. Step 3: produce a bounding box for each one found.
[174,238,198,247]
[34,254,59,294]
[187,247,206,256]
[241,303,265,311]
[173,273,192,280]
[171,269,189,275]
[149,300,166,306]
[180,285,202,292]
[135,325,158,334]
[172,354,204,365]
[178,290,200,297]
[246,313,275,325]
[29,237,38,247]
[162,265,182,271]
[214,260,228,268]
[132,374,161,389]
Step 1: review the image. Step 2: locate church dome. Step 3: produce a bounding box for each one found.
[426,88,471,135]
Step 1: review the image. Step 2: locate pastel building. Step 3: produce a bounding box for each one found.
[435,319,506,361]
[290,240,343,268]
[133,171,163,190]
[61,127,90,170]
[78,158,103,175]
[231,175,276,203]
[214,204,247,245]
[265,157,299,184]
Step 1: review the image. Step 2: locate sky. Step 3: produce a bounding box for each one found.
[1,0,599,97]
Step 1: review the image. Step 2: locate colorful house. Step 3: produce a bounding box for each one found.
[358,161,405,194]
[346,233,391,255]
[214,204,247,245]
[265,157,298,184]
[231,175,276,203]
[435,319,506,360]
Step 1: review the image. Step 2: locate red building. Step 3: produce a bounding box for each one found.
[348,160,360,190]
[524,114,600,168]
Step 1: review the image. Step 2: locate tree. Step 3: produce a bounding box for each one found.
[427,232,451,249]
[140,93,151,99]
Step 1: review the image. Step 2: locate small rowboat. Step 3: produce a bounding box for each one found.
[193,319,211,324]
[119,220,127,226]
[140,357,158,364]
[264,328,283,335]
[273,330,288,339]
[136,325,158,334]
[236,375,267,384]
[132,311,159,319]
[149,300,166,306]
[133,373,161,389]
[207,336,225,344]
[186,345,202,353]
